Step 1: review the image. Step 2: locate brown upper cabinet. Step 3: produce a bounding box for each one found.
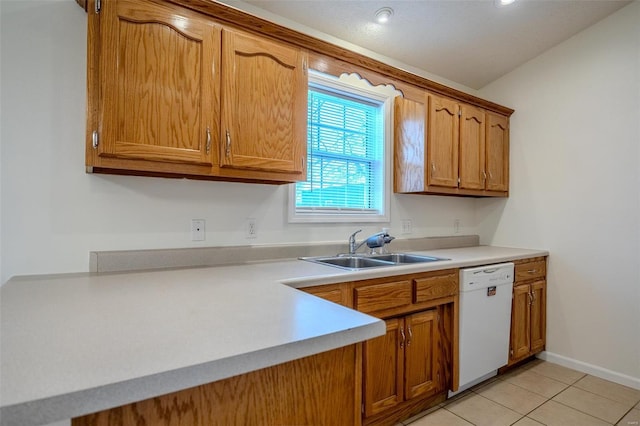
[83,0,512,186]
[220,29,307,176]
[485,112,510,192]
[395,92,510,197]
[86,0,307,183]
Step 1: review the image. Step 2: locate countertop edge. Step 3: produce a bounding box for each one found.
[0,320,385,426]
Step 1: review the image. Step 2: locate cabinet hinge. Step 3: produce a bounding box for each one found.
[94,0,101,13]
[92,130,99,149]
[303,59,308,74]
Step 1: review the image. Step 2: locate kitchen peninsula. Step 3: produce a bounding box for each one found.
[0,244,547,426]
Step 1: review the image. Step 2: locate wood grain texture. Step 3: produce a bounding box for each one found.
[394,96,427,193]
[510,284,533,363]
[354,280,413,315]
[301,271,458,425]
[530,280,547,354]
[414,271,458,303]
[458,104,486,190]
[165,0,514,116]
[404,310,439,400]
[515,258,547,283]
[99,0,220,166]
[73,344,360,426]
[302,282,351,307]
[364,318,404,417]
[509,257,548,365]
[220,28,307,175]
[439,302,458,392]
[486,112,510,192]
[428,94,459,188]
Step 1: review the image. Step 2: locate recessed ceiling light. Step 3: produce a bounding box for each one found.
[375,7,394,24]
[495,0,516,6]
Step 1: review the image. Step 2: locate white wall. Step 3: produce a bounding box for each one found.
[0,0,477,284]
[478,1,640,383]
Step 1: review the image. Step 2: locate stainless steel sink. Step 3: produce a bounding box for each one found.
[300,253,449,270]
[369,253,445,264]
[302,256,395,270]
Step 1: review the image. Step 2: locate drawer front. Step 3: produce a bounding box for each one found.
[515,259,546,282]
[354,280,412,314]
[303,284,350,307]
[414,272,458,303]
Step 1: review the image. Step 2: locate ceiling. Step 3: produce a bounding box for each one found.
[235,0,631,89]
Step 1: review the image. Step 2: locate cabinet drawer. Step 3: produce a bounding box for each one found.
[303,284,350,307]
[515,259,546,282]
[354,280,412,314]
[414,272,458,303]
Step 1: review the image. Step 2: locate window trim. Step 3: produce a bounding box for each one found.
[288,71,394,224]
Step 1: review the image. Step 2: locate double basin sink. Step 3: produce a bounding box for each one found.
[300,253,449,270]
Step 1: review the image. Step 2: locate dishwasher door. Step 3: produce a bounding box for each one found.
[457,263,514,393]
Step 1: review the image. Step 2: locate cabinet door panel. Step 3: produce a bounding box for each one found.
[428,94,459,188]
[100,0,219,165]
[459,104,486,190]
[363,318,404,417]
[221,29,306,175]
[486,113,509,192]
[405,310,439,400]
[530,281,546,354]
[394,96,427,193]
[510,285,532,362]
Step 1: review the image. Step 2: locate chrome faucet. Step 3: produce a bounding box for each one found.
[348,229,395,255]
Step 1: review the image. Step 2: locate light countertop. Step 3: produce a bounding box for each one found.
[0,245,547,426]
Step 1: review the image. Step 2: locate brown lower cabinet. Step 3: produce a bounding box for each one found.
[305,269,458,425]
[364,310,441,417]
[509,257,547,365]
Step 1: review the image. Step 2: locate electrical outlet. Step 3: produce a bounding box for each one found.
[454,218,460,234]
[401,219,413,234]
[191,219,205,241]
[245,218,257,239]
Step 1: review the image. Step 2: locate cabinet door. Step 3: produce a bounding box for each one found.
[221,29,307,176]
[486,112,509,192]
[99,0,220,165]
[427,94,459,188]
[404,310,440,400]
[458,104,486,190]
[530,280,546,354]
[510,284,532,362]
[394,96,427,193]
[363,318,404,417]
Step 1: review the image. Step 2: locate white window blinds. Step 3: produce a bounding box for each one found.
[295,85,384,216]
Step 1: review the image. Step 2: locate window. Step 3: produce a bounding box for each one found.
[289,72,395,223]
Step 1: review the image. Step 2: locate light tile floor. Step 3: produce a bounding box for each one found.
[403,359,640,426]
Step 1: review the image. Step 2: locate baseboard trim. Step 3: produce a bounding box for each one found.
[539,351,640,390]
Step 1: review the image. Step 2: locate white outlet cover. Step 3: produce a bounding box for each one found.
[191,219,205,241]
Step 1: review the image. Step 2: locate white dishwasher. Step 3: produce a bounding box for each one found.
[453,262,514,396]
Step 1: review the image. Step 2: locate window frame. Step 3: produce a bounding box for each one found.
[288,71,393,224]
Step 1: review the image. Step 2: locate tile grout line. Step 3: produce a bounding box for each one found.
[550,398,618,425]
[469,387,545,421]
[571,379,640,406]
